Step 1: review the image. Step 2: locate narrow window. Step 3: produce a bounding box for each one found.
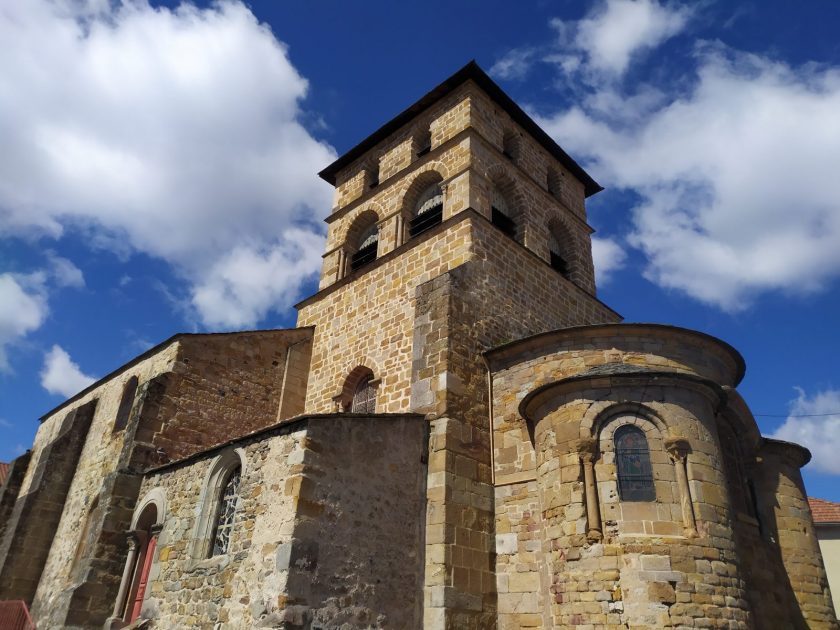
[351,375,376,413]
[615,425,655,501]
[502,129,519,161]
[547,167,563,201]
[490,187,516,238]
[549,232,571,279]
[409,183,443,238]
[415,128,432,158]
[350,223,379,271]
[367,160,380,189]
[210,467,241,557]
[114,376,138,432]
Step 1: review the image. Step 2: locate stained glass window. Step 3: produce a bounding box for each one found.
[210,467,241,556]
[615,425,655,502]
[351,375,376,413]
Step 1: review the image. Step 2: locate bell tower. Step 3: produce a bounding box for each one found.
[295,61,620,627]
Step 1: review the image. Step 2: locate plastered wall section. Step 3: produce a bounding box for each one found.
[816,525,840,616]
[136,415,427,629]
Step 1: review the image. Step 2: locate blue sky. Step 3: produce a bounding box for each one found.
[1,0,838,500]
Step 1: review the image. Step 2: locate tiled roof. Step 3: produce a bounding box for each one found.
[809,497,840,524]
[0,461,9,487]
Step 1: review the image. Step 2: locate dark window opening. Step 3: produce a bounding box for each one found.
[409,202,443,237]
[350,242,377,270]
[502,130,519,161]
[369,175,379,188]
[416,145,431,158]
[615,425,655,502]
[114,376,138,432]
[491,206,516,238]
[550,251,570,278]
[415,128,432,158]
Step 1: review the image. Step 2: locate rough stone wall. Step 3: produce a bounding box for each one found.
[408,216,619,628]
[0,400,97,607]
[136,414,427,629]
[150,330,309,461]
[22,330,310,628]
[27,342,180,627]
[0,450,31,544]
[757,441,837,627]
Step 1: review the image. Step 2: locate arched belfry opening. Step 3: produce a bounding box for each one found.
[548,218,576,280]
[346,210,380,272]
[404,171,444,240]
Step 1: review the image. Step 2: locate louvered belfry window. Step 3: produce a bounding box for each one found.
[615,425,655,501]
[351,375,376,413]
[210,467,241,556]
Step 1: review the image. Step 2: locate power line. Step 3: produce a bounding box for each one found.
[753,412,840,418]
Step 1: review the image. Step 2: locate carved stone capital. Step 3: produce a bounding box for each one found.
[664,437,691,460]
[574,437,599,462]
[125,532,140,551]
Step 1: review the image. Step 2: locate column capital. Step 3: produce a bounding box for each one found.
[665,437,691,460]
[573,437,599,462]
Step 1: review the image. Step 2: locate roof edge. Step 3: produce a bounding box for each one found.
[318,61,602,197]
[38,327,314,422]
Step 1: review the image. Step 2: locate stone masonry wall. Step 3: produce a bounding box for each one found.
[136,414,427,629]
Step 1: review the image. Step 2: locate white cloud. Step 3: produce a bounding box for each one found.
[191,228,324,328]
[0,273,48,371]
[0,0,335,328]
[591,237,627,284]
[46,252,85,289]
[0,418,13,429]
[537,46,840,309]
[490,48,536,81]
[771,388,840,476]
[40,345,96,398]
[552,0,691,78]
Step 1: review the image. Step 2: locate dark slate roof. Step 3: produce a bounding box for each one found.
[318,61,603,197]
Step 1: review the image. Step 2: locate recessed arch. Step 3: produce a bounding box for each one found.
[344,208,381,271]
[130,487,167,531]
[336,365,380,412]
[486,165,526,242]
[113,375,139,432]
[188,447,247,563]
[547,217,579,281]
[401,168,446,238]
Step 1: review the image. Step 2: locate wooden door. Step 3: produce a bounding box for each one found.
[129,535,157,621]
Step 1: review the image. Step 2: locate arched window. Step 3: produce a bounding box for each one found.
[351,374,377,413]
[366,158,380,189]
[114,376,138,432]
[210,466,241,557]
[491,185,516,238]
[350,221,379,271]
[615,425,655,501]
[408,182,443,238]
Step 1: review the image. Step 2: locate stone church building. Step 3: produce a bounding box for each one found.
[0,62,836,629]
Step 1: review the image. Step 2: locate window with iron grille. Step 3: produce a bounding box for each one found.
[350,224,379,271]
[351,375,376,413]
[614,425,655,502]
[210,467,241,556]
[409,184,443,237]
[549,233,571,279]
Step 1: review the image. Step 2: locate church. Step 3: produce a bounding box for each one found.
[0,62,836,629]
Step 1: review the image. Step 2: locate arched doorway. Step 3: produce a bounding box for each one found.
[126,503,158,622]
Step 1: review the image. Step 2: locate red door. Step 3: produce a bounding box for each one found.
[129,535,157,621]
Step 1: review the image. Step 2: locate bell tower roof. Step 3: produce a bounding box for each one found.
[318,61,603,198]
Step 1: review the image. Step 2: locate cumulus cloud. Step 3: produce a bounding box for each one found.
[591,237,627,284]
[0,0,335,328]
[537,46,840,309]
[0,273,49,371]
[552,0,691,78]
[771,388,840,475]
[46,252,85,289]
[40,345,96,398]
[490,48,536,81]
